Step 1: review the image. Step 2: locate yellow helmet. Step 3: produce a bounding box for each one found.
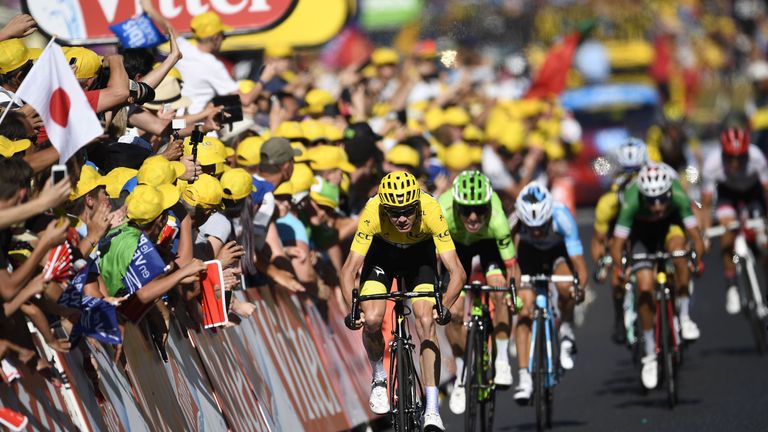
[378,171,420,208]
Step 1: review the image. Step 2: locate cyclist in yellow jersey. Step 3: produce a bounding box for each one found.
[591,137,647,344]
[341,171,466,431]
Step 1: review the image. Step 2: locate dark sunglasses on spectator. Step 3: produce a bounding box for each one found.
[458,204,489,217]
[383,204,418,218]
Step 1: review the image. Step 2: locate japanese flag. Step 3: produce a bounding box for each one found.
[16,41,102,163]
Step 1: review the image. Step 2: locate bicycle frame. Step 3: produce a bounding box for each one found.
[527,279,559,388]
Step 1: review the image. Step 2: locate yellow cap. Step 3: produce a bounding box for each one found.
[424,107,444,131]
[386,144,420,168]
[301,119,327,142]
[62,46,102,80]
[238,79,256,95]
[0,39,30,74]
[190,11,232,39]
[104,167,137,198]
[444,106,470,127]
[372,48,399,66]
[265,42,293,59]
[27,47,41,61]
[70,165,106,200]
[324,123,344,142]
[305,89,334,114]
[462,124,485,142]
[184,136,228,166]
[291,141,309,163]
[182,174,223,209]
[274,121,304,140]
[220,168,255,200]
[236,136,264,167]
[273,180,293,196]
[469,145,483,164]
[0,135,30,158]
[290,163,315,194]
[127,184,180,225]
[444,142,473,171]
[153,63,182,81]
[307,145,356,173]
[499,121,525,153]
[137,155,185,186]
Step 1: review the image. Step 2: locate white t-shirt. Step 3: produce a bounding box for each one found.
[175,37,238,114]
[701,144,768,194]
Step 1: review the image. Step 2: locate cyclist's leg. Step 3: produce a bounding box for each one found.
[715,190,738,290]
[609,236,627,343]
[478,239,513,384]
[446,242,473,374]
[630,233,657,360]
[552,254,578,369]
[667,225,699,339]
[513,240,539,400]
[406,241,442,419]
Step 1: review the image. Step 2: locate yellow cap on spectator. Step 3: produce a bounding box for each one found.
[444,142,473,171]
[182,174,223,209]
[301,119,327,142]
[0,135,30,158]
[444,106,470,127]
[308,145,356,173]
[386,144,420,168]
[372,48,399,66]
[462,124,485,142]
[104,167,137,198]
[0,39,30,74]
[310,177,339,209]
[220,168,255,200]
[291,141,309,162]
[499,121,525,153]
[184,136,228,166]
[70,165,107,200]
[290,163,315,194]
[127,184,180,225]
[265,42,293,59]
[424,107,444,131]
[274,121,304,141]
[469,145,483,164]
[190,11,232,39]
[27,47,41,62]
[236,136,264,167]
[325,123,344,142]
[239,79,256,94]
[137,155,185,186]
[62,47,102,80]
[273,180,293,197]
[305,89,334,114]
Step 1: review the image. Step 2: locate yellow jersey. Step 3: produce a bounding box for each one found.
[351,193,455,256]
[594,190,620,235]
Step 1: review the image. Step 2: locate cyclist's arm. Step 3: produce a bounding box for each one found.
[671,181,705,259]
[570,254,589,289]
[439,249,466,309]
[700,191,713,231]
[610,186,639,272]
[488,193,517,284]
[340,251,365,310]
[553,205,587,288]
[592,192,617,261]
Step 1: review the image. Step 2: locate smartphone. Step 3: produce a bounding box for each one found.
[51,164,67,184]
[172,118,187,130]
[163,103,173,112]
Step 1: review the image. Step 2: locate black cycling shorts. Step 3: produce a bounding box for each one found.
[455,239,504,277]
[359,237,437,299]
[517,239,570,277]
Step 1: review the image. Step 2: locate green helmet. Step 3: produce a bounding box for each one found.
[452,170,492,206]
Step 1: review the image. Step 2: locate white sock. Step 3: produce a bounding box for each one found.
[560,322,574,340]
[455,356,465,382]
[425,386,439,414]
[495,338,510,364]
[519,368,530,381]
[678,296,690,319]
[371,358,386,382]
[643,329,655,357]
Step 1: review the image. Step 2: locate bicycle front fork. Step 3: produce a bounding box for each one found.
[528,295,557,388]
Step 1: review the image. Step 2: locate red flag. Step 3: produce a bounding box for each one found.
[524,32,581,99]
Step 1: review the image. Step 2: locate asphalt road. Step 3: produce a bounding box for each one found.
[440,225,768,432]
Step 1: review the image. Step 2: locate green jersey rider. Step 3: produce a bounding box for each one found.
[438,170,520,415]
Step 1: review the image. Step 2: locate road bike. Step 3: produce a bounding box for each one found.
[346,276,449,432]
[520,273,579,432]
[460,281,518,432]
[706,218,768,353]
[627,250,692,409]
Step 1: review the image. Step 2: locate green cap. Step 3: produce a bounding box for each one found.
[260,137,300,165]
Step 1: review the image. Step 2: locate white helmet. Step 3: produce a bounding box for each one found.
[515,182,553,227]
[637,162,674,197]
[616,137,647,170]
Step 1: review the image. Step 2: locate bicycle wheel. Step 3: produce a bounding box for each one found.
[484,318,496,432]
[394,338,412,431]
[658,290,677,409]
[739,263,768,354]
[534,314,547,432]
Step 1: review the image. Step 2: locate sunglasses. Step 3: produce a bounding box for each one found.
[458,204,489,217]
[643,192,671,206]
[383,204,419,218]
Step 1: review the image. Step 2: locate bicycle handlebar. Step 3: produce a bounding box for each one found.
[344,287,451,330]
[705,218,766,239]
[628,250,691,261]
[520,274,577,284]
[462,282,513,292]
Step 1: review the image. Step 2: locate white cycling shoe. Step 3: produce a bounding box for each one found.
[423,411,445,431]
[641,354,658,389]
[448,383,466,414]
[560,337,576,370]
[680,316,700,341]
[493,362,514,386]
[726,286,741,315]
[369,380,389,415]
[513,370,533,404]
